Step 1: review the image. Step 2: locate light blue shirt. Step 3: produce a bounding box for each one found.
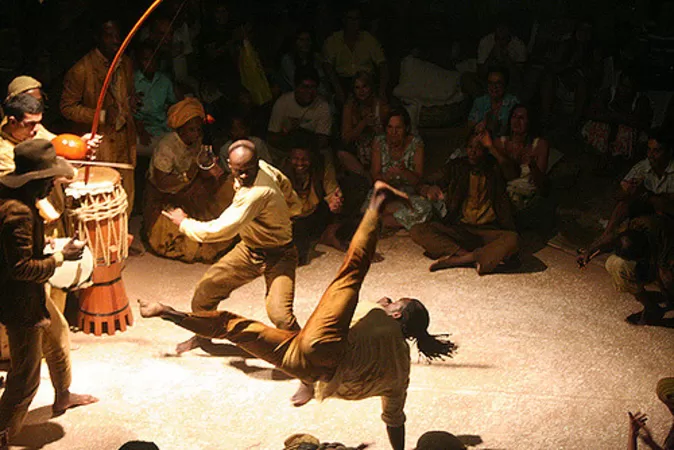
[468,93,519,137]
[134,70,177,137]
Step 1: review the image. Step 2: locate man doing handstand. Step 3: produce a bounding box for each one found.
[139,181,456,450]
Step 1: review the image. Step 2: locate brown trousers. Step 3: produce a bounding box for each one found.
[0,286,71,440]
[173,209,380,382]
[191,240,300,331]
[410,221,519,273]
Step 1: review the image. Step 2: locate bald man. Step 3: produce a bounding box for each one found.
[163,140,302,354]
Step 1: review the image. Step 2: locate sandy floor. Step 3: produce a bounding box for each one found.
[5,231,673,450]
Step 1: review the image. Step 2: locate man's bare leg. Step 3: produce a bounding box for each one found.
[288,182,409,407]
[52,390,98,416]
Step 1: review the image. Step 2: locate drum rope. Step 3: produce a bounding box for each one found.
[67,186,129,266]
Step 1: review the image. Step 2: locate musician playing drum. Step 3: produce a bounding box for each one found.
[0,140,97,446]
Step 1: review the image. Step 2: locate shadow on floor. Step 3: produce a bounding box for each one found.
[12,414,65,449]
[228,359,294,381]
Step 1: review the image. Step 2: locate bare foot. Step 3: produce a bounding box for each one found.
[370,181,410,211]
[291,381,315,407]
[138,299,168,318]
[175,335,203,355]
[429,255,475,272]
[53,390,98,416]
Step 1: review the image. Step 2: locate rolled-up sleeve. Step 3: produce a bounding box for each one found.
[179,188,268,243]
[381,388,407,427]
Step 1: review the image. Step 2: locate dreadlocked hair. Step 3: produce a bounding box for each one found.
[399,299,457,362]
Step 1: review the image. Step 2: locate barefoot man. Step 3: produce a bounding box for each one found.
[161,139,302,356]
[0,140,98,447]
[141,181,456,450]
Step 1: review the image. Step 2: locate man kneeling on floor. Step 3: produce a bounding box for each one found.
[139,181,456,450]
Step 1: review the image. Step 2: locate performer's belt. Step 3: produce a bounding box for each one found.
[247,240,295,257]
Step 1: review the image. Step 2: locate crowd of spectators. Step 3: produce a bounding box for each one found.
[0,0,673,446]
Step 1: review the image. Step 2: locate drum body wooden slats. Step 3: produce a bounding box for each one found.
[65,167,133,335]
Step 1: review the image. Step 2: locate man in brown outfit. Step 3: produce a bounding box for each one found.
[162,140,302,355]
[0,140,97,447]
[60,18,137,212]
[411,130,519,274]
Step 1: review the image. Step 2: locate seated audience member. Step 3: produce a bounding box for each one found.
[370,108,435,231]
[282,132,345,264]
[339,71,389,180]
[219,111,272,170]
[582,68,653,171]
[133,41,178,155]
[540,18,603,129]
[336,71,389,218]
[268,66,332,160]
[467,67,519,138]
[143,98,235,263]
[627,378,674,450]
[415,431,467,450]
[476,21,527,93]
[322,5,388,105]
[278,27,328,97]
[410,128,519,274]
[494,104,554,229]
[587,129,674,246]
[578,215,674,325]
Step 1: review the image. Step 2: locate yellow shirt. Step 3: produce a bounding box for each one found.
[316,304,410,427]
[461,172,496,226]
[179,160,301,248]
[296,157,340,217]
[322,30,386,78]
[0,124,56,176]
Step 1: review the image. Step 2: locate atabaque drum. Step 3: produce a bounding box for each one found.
[65,166,133,335]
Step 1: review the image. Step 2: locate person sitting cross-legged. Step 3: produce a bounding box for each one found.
[139,181,456,450]
[410,128,520,274]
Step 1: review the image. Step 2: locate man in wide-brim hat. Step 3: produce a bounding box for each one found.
[0,139,97,447]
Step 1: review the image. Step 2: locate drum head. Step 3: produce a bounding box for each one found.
[66,166,121,196]
[45,238,94,290]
